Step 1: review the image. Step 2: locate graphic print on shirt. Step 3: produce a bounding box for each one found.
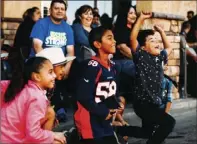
[95,81,117,103]
[45,31,67,47]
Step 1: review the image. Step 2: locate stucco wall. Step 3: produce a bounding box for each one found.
[137,1,196,20]
[2,1,41,18]
[136,1,194,99]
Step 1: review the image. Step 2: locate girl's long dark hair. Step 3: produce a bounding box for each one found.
[23,7,39,20]
[4,57,49,103]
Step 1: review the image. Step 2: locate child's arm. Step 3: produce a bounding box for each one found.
[130,11,152,53]
[40,106,56,131]
[154,25,172,56]
[117,44,133,59]
[165,78,173,113]
[116,113,129,126]
[25,97,65,143]
[165,102,172,113]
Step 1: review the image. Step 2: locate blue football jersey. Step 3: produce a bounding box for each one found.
[74,56,119,139]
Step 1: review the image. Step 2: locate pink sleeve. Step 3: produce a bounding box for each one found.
[1,80,10,93]
[25,95,54,143]
[1,80,10,106]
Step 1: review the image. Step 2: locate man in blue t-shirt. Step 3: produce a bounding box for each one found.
[30,0,74,78]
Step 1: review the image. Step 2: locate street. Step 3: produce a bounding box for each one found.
[124,108,197,144]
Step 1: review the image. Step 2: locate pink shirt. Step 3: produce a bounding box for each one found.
[0,80,54,143]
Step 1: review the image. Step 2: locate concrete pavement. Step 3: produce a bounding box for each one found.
[53,98,196,132]
[123,97,197,120]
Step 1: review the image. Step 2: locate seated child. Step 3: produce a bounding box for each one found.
[36,48,76,128]
[1,57,66,144]
[74,26,120,144]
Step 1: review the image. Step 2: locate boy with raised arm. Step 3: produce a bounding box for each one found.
[129,12,176,144]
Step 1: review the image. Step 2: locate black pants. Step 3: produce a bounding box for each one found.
[117,103,176,144]
[80,135,119,144]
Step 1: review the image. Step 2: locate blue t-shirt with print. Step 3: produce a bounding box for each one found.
[29,16,74,57]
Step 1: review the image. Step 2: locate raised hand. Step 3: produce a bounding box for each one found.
[154,24,164,33]
[139,11,152,20]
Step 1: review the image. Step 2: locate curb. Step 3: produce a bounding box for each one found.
[123,98,196,119]
[171,98,196,110]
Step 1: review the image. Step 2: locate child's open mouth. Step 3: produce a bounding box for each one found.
[155,46,160,50]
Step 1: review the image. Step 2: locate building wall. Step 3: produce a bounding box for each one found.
[151,1,196,20]
[2,1,41,18]
[137,1,196,20]
[136,0,197,99]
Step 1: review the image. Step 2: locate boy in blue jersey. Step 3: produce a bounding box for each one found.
[74,26,120,144]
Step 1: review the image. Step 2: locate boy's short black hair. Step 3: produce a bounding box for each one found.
[187,10,194,16]
[89,26,110,53]
[137,30,155,46]
[181,21,191,32]
[50,0,67,10]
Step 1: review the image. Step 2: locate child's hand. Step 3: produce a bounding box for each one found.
[140,11,152,20]
[111,121,123,126]
[163,65,168,71]
[121,120,129,126]
[53,132,66,144]
[117,104,124,114]
[105,109,116,120]
[154,24,164,33]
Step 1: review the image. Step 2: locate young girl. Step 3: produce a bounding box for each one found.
[1,57,66,143]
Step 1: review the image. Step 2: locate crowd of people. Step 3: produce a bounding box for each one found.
[1,0,197,144]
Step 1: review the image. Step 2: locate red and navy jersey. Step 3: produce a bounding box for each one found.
[74,56,119,139]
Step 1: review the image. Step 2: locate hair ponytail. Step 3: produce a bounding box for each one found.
[4,57,25,103]
[4,57,49,103]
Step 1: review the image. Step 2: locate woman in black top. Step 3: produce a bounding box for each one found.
[113,5,137,100]
[114,5,137,62]
[13,7,41,59]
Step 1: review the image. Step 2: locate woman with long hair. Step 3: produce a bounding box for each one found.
[13,7,41,59]
[113,5,137,102]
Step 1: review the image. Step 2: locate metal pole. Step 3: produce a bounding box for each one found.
[179,35,188,98]
[94,0,97,8]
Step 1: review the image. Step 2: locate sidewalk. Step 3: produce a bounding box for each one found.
[53,98,196,132]
[123,97,197,119]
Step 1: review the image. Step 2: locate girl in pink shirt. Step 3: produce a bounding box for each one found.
[1,57,66,143]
